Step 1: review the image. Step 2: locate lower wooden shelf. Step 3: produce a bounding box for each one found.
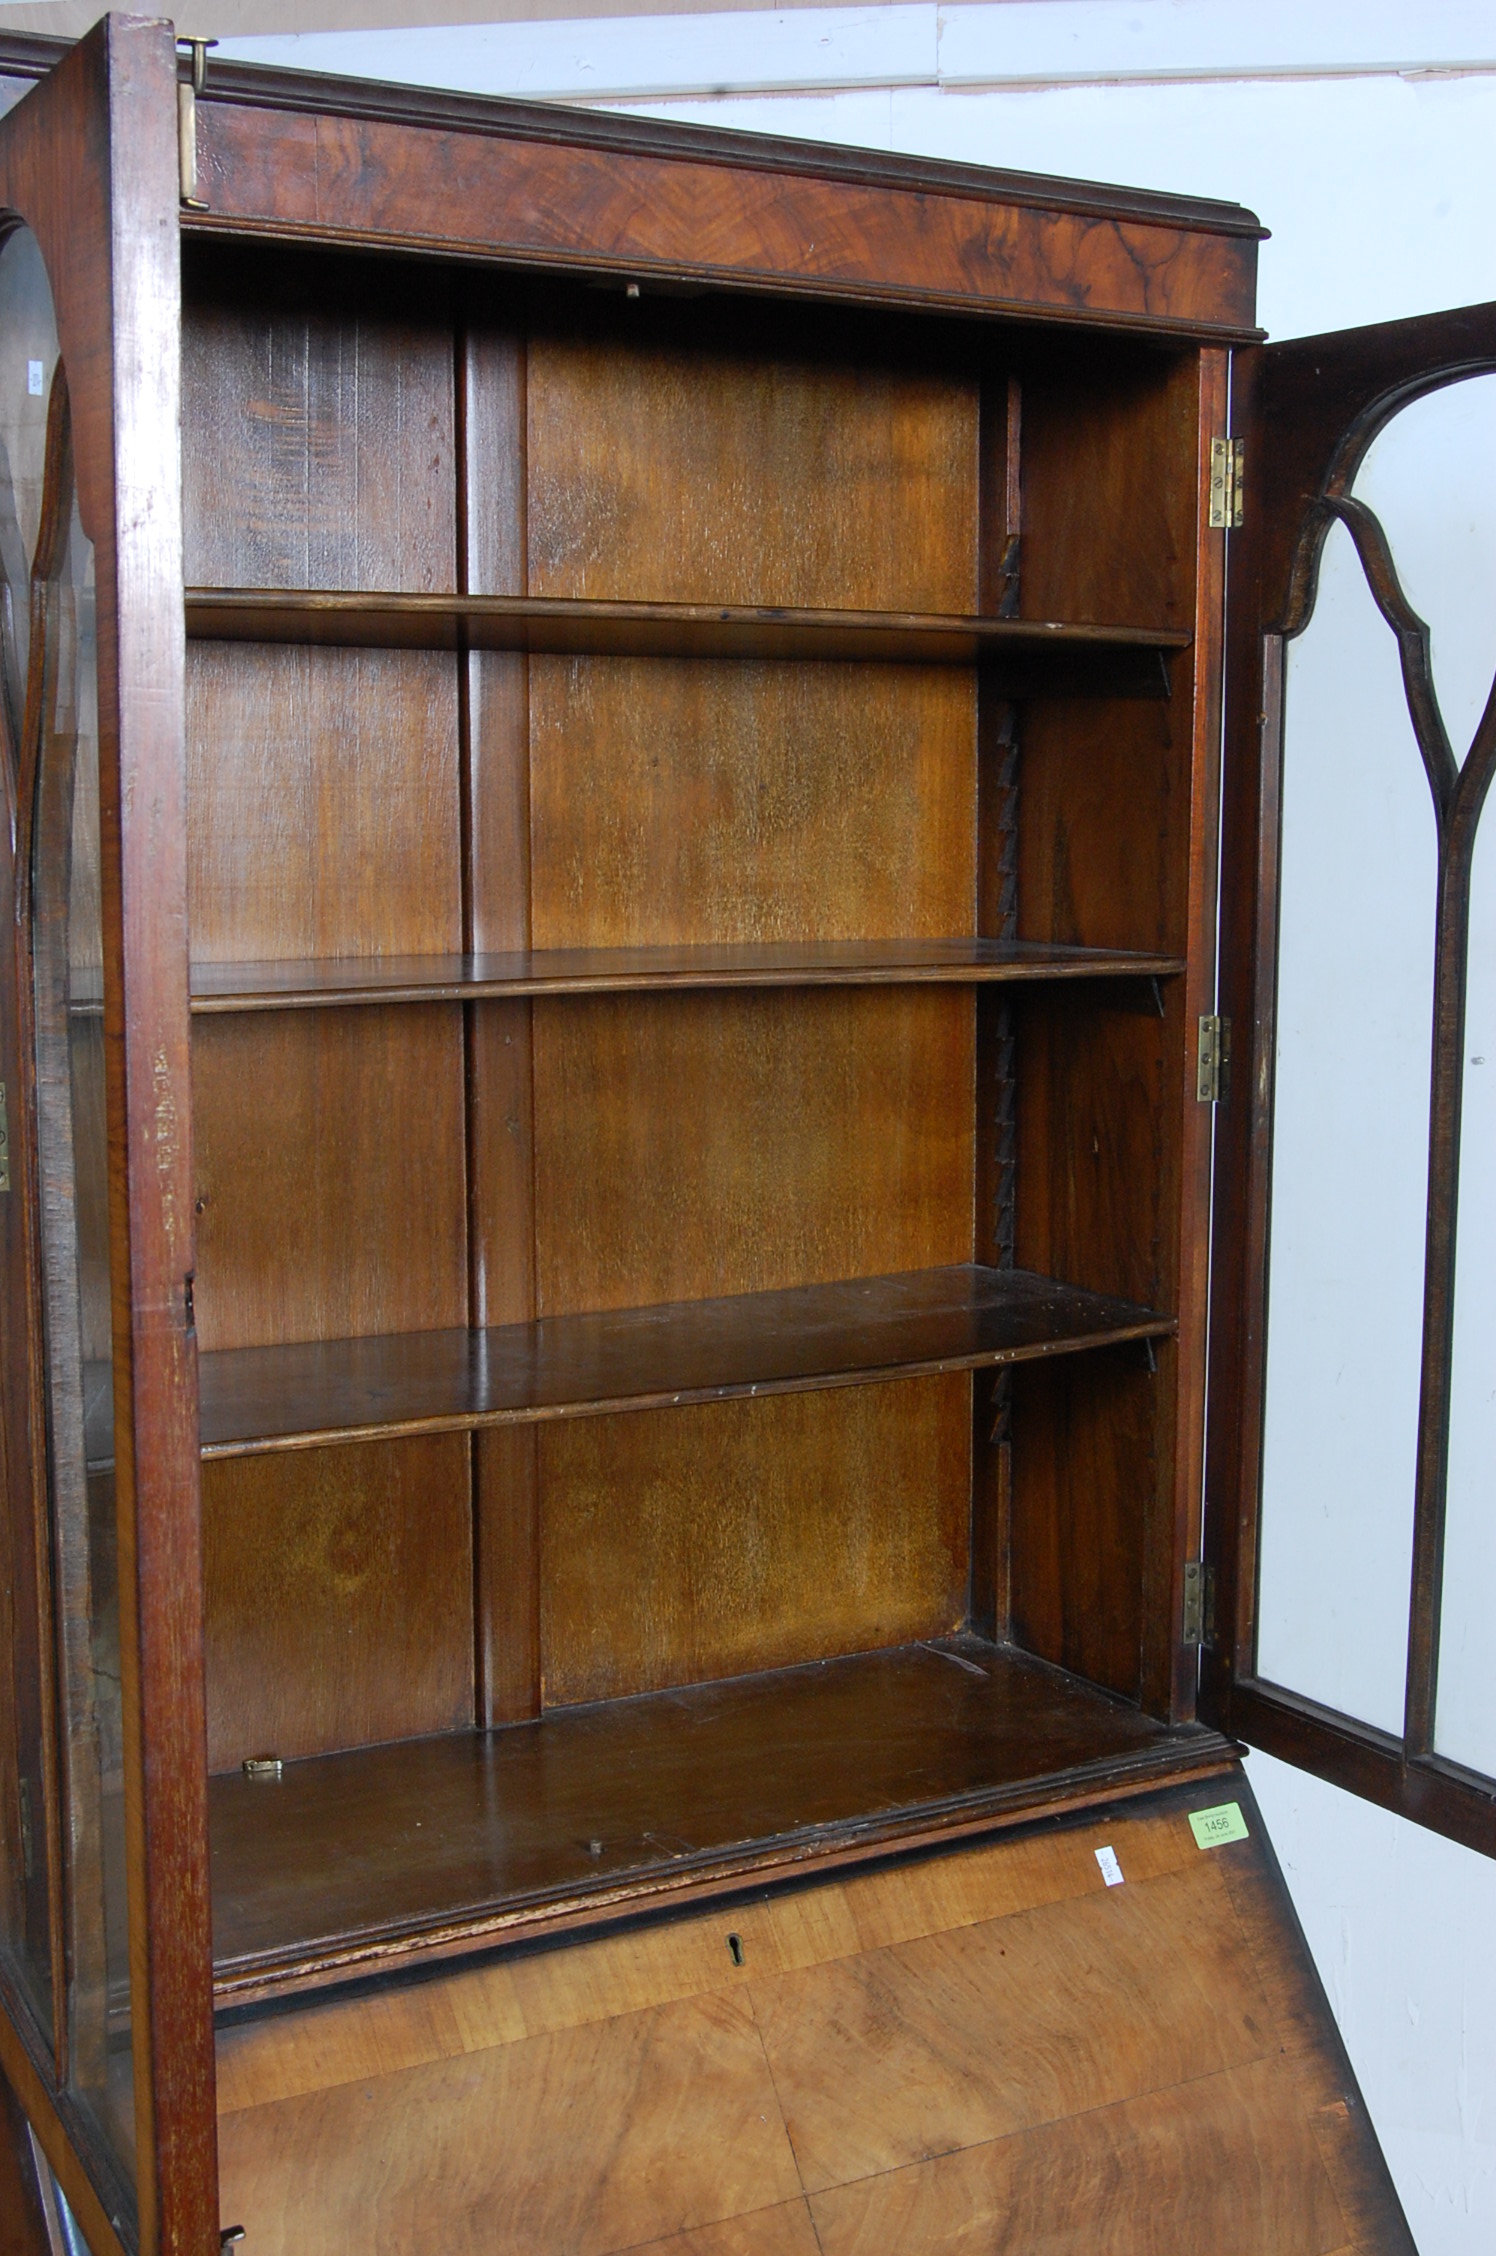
[208,1640,1234,2006]
[197,1264,1175,1459]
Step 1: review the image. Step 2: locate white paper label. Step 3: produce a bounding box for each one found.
[1095,1844,1124,1887]
[26,360,43,397]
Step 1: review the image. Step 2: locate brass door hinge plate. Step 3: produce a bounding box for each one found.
[177,37,216,210]
[1182,1559,1216,1648]
[1196,1014,1230,1103]
[0,1079,9,1190]
[1208,437,1244,530]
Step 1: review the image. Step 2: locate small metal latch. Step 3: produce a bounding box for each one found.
[221,2232,247,2251]
[242,1756,283,1781]
[177,38,216,211]
[1208,437,1244,530]
[1196,1014,1230,1103]
[0,1079,9,1192]
[1182,1559,1216,1648]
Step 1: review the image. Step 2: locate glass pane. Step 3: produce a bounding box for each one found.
[0,223,61,2046]
[0,226,54,727]
[1256,516,1433,1732]
[24,302,134,2179]
[1355,374,1496,766]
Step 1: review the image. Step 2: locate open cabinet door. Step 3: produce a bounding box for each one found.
[0,18,217,2255]
[1207,300,1496,1857]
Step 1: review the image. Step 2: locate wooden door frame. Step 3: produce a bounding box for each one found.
[1205,300,1496,1861]
[0,20,217,2252]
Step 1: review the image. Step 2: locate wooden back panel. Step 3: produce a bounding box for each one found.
[183,254,474,1769]
[476,304,987,1708]
[527,658,975,949]
[179,253,1214,1754]
[212,1773,1412,2255]
[182,246,456,595]
[523,327,977,610]
[540,1378,969,1706]
[1018,343,1199,632]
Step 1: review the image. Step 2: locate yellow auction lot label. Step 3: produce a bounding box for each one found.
[1190,1801,1250,1849]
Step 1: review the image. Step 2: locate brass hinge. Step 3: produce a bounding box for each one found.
[1182,1559,1216,1648]
[0,1079,9,1191]
[1208,437,1244,530]
[177,38,216,211]
[1196,1014,1230,1103]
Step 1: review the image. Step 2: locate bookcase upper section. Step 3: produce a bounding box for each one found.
[182,59,1262,343]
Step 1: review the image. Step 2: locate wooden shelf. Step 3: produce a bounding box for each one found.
[197,1264,1175,1460]
[184,588,1187,694]
[188,939,1185,1014]
[207,1638,1235,2003]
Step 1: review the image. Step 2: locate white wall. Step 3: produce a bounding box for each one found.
[217,0,1496,337]
[72,3,1496,2245]
[1251,1750,1496,2254]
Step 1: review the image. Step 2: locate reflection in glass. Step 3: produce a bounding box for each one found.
[1257,517,1432,1732]
[21,288,134,2182]
[0,227,55,727]
[0,223,61,2047]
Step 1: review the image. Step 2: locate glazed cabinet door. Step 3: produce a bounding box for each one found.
[1207,300,1496,1860]
[0,18,217,2255]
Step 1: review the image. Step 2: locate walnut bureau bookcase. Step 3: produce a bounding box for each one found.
[0,14,1481,2254]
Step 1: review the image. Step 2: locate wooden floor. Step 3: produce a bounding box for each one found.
[215,1772,1413,2255]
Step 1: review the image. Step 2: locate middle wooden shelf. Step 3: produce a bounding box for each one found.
[184,586,1190,694]
[195,1264,1175,1460]
[186,938,1184,1013]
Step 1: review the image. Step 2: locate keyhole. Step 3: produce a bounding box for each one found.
[727,1932,745,1966]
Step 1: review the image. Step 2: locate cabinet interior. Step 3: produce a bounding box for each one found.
[179,243,1223,2006]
